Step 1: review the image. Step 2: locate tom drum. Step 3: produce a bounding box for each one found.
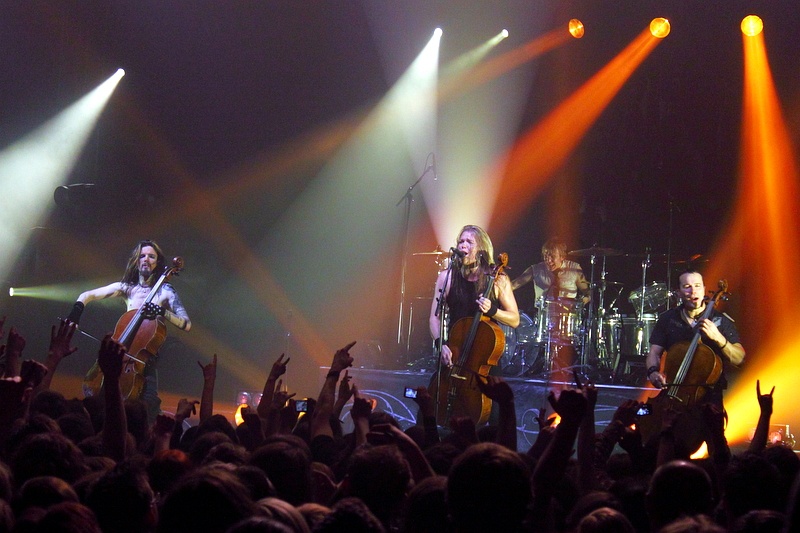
[535,297,583,345]
[621,314,658,356]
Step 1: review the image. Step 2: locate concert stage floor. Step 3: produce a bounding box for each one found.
[320,367,653,453]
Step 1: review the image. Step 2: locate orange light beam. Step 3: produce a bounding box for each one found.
[707,29,800,444]
[438,28,571,104]
[489,28,663,239]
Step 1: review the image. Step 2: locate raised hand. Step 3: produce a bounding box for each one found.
[337,370,353,403]
[97,334,125,380]
[350,384,373,421]
[7,327,27,352]
[271,383,296,410]
[411,386,434,417]
[268,353,290,381]
[176,398,199,420]
[475,374,513,404]
[331,341,356,373]
[20,360,48,389]
[197,354,217,382]
[756,379,774,416]
[613,399,640,427]
[48,319,78,363]
[4,327,27,376]
[547,388,587,424]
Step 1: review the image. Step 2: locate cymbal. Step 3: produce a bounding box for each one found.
[412,250,446,256]
[624,252,668,258]
[568,246,623,257]
[591,280,624,289]
[665,254,709,264]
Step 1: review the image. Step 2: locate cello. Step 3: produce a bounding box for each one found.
[83,257,185,400]
[638,280,729,452]
[428,253,508,427]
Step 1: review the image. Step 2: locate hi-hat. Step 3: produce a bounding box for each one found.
[568,246,623,257]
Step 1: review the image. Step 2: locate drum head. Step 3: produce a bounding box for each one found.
[628,282,669,313]
[515,312,536,344]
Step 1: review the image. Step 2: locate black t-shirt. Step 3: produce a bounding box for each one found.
[649,306,741,394]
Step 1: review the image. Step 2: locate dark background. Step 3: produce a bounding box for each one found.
[1,1,798,402]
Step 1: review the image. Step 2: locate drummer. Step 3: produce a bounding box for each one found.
[511,237,591,305]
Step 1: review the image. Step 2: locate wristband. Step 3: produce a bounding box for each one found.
[326,370,340,379]
[646,365,660,377]
[485,301,498,317]
[720,338,728,350]
[434,338,442,351]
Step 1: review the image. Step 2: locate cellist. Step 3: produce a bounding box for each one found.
[645,270,745,408]
[429,225,519,369]
[65,240,192,422]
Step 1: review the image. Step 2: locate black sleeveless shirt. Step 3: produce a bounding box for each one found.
[445,271,499,331]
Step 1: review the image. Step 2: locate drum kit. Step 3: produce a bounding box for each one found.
[499,246,678,382]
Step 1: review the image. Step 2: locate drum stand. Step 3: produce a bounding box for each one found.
[583,254,617,382]
[634,252,652,356]
[612,251,653,384]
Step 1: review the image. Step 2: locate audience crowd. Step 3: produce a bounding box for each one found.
[0,315,797,532]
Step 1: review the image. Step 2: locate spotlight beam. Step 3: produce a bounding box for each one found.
[489,27,664,240]
[706,25,800,445]
[0,69,124,281]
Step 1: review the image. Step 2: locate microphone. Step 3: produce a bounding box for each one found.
[431,153,438,180]
[450,247,465,258]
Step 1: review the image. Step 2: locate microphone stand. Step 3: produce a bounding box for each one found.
[433,251,458,424]
[395,163,434,361]
[666,199,679,309]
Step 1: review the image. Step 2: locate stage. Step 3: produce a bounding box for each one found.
[318,366,652,453]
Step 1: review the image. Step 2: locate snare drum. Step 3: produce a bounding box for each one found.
[621,314,657,355]
[535,297,583,345]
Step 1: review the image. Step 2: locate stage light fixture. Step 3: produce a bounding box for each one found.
[434,27,443,38]
[501,29,509,39]
[741,15,763,37]
[236,390,262,407]
[568,19,585,39]
[649,18,670,39]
